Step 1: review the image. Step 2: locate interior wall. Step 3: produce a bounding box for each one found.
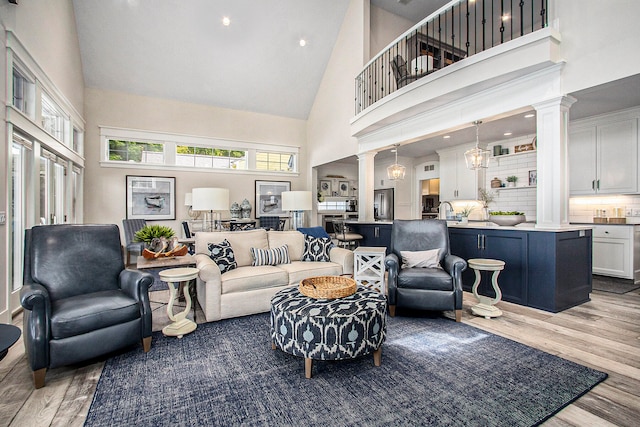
[83,87,307,238]
[369,4,414,61]
[557,0,640,94]
[306,0,366,169]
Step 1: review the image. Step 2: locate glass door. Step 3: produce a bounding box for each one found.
[9,134,33,312]
[39,151,67,224]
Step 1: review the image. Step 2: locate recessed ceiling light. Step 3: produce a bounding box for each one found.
[504,132,513,136]
[524,113,535,118]
[443,135,450,139]
[299,39,307,47]
[222,16,231,26]
[502,14,510,21]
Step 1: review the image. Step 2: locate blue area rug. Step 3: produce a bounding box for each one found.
[145,268,169,292]
[84,313,607,427]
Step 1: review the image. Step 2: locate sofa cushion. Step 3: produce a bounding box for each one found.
[267,231,305,261]
[221,265,289,294]
[50,290,140,340]
[278,261,343,285]
[196,229,268,267]
[302,235,332,262]
[251,245,291,266]
[208,240,237,273]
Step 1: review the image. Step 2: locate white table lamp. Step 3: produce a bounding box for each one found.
[282,191,312,230]
[192,188,229,231]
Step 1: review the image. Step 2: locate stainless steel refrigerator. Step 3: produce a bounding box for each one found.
[374,188,394,221]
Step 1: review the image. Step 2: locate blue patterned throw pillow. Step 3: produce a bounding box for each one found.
[251,245,291,266]
[208,240,237,273]
[302,235,333,262]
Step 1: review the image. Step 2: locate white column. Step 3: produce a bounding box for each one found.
[358,151,377,222]
[533,96,576,229]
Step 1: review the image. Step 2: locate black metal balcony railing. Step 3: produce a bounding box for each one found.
[355,0,548,114]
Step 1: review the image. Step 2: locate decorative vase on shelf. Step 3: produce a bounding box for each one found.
[241,199,252,219]
[230,202,241,219]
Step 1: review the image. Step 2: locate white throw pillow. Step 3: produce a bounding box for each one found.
[400,249,441,269]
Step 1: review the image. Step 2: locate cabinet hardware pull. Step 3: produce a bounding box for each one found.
[597,179,600,190]
[374,227,379,238]
[477,234,481,249]
[592,180,595,190]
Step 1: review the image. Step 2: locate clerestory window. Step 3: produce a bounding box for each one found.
[176,145,247,169]
[108,139,165,164]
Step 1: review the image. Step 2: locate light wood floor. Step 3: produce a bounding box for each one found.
[1,287,638,427]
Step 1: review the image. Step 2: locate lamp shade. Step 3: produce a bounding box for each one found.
[281,191,312,211]
[191,188,229,211]
[184,192,192,206]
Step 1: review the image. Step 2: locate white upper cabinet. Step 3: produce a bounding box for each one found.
[569,113,638,196]
[437,145,478,201]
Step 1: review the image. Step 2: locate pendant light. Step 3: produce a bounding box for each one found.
[387,144,406,180]
[464,120,491,170]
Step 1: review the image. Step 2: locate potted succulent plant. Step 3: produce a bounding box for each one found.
[458,205,474,224]
[506,175,518,187]
[134,224,175,244]
[133,224,187,258]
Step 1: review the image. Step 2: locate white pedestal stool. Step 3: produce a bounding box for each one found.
[467,258,505,319]
[160,267,199,338]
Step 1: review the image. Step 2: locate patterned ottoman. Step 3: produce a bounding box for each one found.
[270,285,387,378]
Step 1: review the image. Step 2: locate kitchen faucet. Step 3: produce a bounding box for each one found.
[438,201,454,220]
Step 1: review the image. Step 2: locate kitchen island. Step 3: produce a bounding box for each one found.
[448,222,593,313]
[348,220,594,313]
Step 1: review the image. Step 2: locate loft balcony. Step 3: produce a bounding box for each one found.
[351,0,558,138]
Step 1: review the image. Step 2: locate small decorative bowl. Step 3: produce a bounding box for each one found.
[489,215,527,226]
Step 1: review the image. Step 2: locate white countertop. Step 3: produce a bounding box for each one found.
[447,221,593,232]
[345,219,592,232]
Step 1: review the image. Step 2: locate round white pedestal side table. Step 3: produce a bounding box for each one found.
[160,267,199,338]
[468,258,505,319]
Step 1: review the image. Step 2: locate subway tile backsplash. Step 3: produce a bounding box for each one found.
[484,135,537,220]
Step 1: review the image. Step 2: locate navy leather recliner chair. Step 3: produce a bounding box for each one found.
[385,220,467,322]
[21,224,154,388]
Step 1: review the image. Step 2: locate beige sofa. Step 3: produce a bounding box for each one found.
[194,229,354,322]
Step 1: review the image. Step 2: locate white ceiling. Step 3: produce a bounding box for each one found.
[72,1,640,160]
[72,0,350,120]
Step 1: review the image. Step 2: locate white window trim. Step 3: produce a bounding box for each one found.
[100,126,300,176]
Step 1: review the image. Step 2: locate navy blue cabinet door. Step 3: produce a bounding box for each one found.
[350,224,391,254]
[449,228,528,305]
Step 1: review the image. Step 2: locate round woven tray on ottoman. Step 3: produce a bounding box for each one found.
[270,284,387,378]
[299,275,356,299]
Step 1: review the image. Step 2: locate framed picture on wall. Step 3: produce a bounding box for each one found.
[338,180,350,197]
[529,170,537,186]
[319,180,332,197]
[255,180,291,218]
[126,175,176,220]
